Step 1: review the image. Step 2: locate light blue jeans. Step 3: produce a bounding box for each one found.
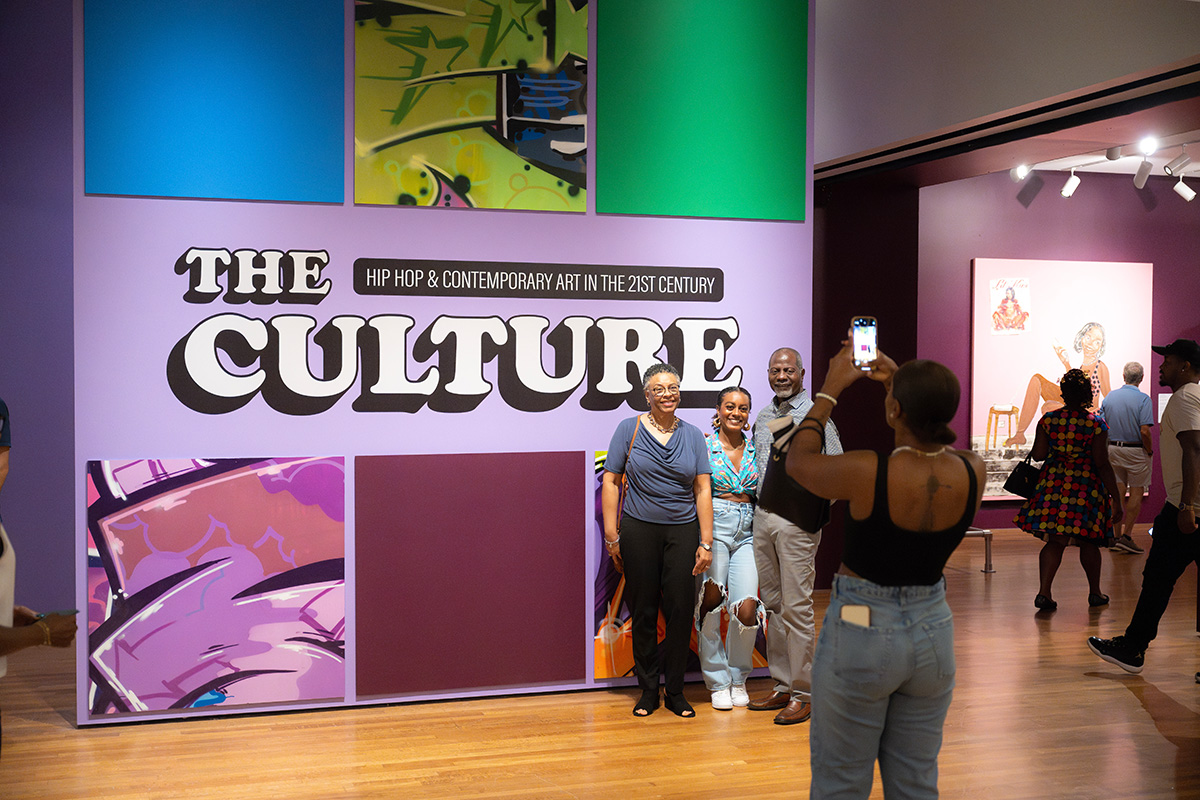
[810,574,956,800]
[696,498,763,691]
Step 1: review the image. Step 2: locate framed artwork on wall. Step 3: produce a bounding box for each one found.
[970,258,1153,499]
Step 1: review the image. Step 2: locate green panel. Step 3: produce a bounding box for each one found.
[596,1,808,222]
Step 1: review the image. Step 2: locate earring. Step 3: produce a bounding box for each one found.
[712,415,720,431]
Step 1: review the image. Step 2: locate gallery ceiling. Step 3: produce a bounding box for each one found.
[814,58,1200,189]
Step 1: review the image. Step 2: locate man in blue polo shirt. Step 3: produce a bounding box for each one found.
[1100,362,1154,554]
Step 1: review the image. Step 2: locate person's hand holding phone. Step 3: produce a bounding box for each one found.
[864,349,900,388]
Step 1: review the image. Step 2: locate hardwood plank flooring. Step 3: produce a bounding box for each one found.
[2,526,1197,799]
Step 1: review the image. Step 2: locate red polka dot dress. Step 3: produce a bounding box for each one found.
[1014,407,1115,544]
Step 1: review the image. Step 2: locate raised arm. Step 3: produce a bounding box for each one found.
[784,344,883,511]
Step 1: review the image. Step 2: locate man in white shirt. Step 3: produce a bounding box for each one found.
[1088,339,1200,675]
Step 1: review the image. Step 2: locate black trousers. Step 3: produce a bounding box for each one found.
[619,515,699,696]
[1125,503,1200,650]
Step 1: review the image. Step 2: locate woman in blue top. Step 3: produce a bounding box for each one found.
[696,386,763,711]
[601,364,713,718]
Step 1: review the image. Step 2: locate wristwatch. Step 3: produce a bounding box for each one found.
[699,542,712,551]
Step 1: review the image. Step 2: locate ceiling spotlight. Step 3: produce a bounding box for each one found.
[1175,178,1197,202]
[1134,158,1153,189]
[1138,137,1159,156]
[1010,164,1032,182]
[1105,146,1123,161]
[1061,169,1080,198]
[1164,149,1191,176]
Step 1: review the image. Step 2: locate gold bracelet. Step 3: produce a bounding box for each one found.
[815,392,838,406]
[36,619,52,646]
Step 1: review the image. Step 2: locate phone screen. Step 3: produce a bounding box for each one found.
[852,317,877,368]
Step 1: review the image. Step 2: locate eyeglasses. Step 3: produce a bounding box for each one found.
[650,385,680,397]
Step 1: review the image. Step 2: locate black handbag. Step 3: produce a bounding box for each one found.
[1004,454,1042,499]
[757,416,832,532]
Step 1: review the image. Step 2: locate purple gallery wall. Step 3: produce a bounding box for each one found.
[918,169,1200,530]
[0,1,76,611]
[59,1,821,725]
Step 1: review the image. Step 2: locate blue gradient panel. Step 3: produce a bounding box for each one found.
[84,0,343,202]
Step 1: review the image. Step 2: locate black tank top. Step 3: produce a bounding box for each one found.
[842,451,978,586]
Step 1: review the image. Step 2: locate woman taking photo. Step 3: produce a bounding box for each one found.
[1015,368,1123,610]
[696,386,763,711]
[783,345,985,799]
[601,364,713,718]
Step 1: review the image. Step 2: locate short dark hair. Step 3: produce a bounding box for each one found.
[715,385,752,409]
[892,360,960,445]
[642,362,681,390]
[1059,368,1093,409]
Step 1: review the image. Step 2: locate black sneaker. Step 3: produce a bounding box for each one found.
[1111,535,1145,554]
[1087,635,1145,674]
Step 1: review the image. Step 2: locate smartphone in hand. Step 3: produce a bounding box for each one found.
[851,316,878,370]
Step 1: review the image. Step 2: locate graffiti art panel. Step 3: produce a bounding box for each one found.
[86,457,346,717]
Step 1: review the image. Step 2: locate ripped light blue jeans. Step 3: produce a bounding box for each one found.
[810,574,956,800]
[697,498,763,691]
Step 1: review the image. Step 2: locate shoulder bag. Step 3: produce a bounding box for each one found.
[1003,453,1041,499]
[757,415,832,532]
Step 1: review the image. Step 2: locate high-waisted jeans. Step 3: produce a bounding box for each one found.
[696,498,762,691]
[618,515,699,696]
[810,574,956,800]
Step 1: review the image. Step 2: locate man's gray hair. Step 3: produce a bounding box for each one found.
[1123,361,1144,385]
[642,362,681,390]
[771,347,804,372]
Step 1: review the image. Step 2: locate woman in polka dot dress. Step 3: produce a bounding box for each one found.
[1015,369,1123,611]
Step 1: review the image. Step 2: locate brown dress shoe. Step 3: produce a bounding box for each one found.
[747,690,790,711]
[774,699,811,725]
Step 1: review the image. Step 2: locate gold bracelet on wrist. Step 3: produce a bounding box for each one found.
[36,619,52,646]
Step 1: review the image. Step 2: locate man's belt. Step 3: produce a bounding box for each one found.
[1111,441,1143,447]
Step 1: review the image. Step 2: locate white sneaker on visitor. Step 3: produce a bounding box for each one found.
[730,684,750,707]
[711,687,733,710]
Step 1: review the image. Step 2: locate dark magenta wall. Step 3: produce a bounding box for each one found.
[918,169,1200,529]
[0,2,75,609]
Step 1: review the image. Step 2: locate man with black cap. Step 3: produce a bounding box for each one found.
[1088,338,1200,675]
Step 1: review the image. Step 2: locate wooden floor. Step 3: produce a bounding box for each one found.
[2,527,1198,799]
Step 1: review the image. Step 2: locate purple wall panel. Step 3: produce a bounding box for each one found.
[0,1,75,610]
[355,451,585,697]
[919,170,1200,529]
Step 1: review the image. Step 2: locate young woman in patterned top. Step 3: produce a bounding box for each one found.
[696,387,764,710]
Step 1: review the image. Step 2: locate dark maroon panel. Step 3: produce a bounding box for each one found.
[355,451,585,697]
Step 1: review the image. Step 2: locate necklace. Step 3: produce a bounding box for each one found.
[646,413,679,435]
[892,445,948,458]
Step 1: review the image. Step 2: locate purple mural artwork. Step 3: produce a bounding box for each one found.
[85,457,346,717]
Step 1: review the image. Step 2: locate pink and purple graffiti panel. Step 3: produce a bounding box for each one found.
[85,457,345,717]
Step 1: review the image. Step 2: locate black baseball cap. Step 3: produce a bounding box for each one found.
[1151,338,1200,366]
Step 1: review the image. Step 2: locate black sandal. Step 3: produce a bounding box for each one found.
[1034,594,1058,611]
[665,692,695,718]
[633,689,659,717]
[1088,593,1110,607]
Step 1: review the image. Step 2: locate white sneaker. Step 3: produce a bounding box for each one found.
[711,687,733,710]
[730,684,750,707]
